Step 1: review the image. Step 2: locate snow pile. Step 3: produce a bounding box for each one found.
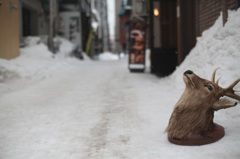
[23,36,41,46]
[0,43,53,82]
[54,36,76,58]
[81,52,92,61]
[20,43,53,60]
[170,9,240,91]
[0,36,84,82]
[98,52,119,61]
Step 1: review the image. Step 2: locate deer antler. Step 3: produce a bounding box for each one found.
[223,79,240,101]
[211,67,220,83]
[216,77,221,85]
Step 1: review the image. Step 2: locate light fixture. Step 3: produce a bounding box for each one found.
[154,8,159,16]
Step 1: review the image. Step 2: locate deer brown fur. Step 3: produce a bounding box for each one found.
[166,68,240,139]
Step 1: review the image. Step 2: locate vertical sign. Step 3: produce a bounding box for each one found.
[129,19,146,72]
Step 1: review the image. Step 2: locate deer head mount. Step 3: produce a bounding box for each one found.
[166,68,240,140]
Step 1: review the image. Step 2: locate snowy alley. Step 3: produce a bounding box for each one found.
[1,57,240,159]
[0,57,177,159]
[1,9,240,159]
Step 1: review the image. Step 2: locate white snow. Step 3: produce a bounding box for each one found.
[0,9,240,159]
[98,52,120,61]
[54,36,76,58]
[0,37,84,83]
[171,10,240,91]
[23,36,42,46]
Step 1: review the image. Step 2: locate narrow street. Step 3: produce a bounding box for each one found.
[1,58,240,159]
[0,0,240,158]
[0,59,172,158]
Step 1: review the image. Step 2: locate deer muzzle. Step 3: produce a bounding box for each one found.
[184,70,193,75]
[183,70,195,87]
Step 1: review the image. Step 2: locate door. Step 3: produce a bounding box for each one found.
[0,0,20,59]
[177,0,196,65]
[150,0,177,76]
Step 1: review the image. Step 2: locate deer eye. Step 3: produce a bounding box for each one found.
[204,85,213,91]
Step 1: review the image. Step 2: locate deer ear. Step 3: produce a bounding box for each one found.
[212,98,237,111]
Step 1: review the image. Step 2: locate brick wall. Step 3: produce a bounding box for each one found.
[119,15,130,50]
[197,0,238,36]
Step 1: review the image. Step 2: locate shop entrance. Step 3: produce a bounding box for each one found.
[150,0,177,76]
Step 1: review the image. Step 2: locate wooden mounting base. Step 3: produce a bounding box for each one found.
[168,123,225,146]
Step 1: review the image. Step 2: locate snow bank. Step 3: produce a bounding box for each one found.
[98,52,119,61]
[170,9,240,91]
[20,43,53,60]
[0,42,54,81]
[24,36,41,46]
[0,36,86,82]
[54,36,76,58]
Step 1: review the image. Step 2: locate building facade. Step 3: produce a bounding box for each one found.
[150,0,239,76]
[177,0,240,65]
[0,0,20,59]
[116,0,239,75]
[0,0,111,59]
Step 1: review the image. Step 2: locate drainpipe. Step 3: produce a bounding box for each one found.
[78,0,83,53]
[221,0,228,26]
[49,0,54,53]
[177,0,182,65]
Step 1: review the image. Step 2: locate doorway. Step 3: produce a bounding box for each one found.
[22,6,39,37]
[150,0,177,76]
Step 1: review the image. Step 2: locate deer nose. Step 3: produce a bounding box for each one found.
[184,70,193,75]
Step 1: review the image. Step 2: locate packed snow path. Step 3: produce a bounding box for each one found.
[0,59,163,159]
[0,58,240,159]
